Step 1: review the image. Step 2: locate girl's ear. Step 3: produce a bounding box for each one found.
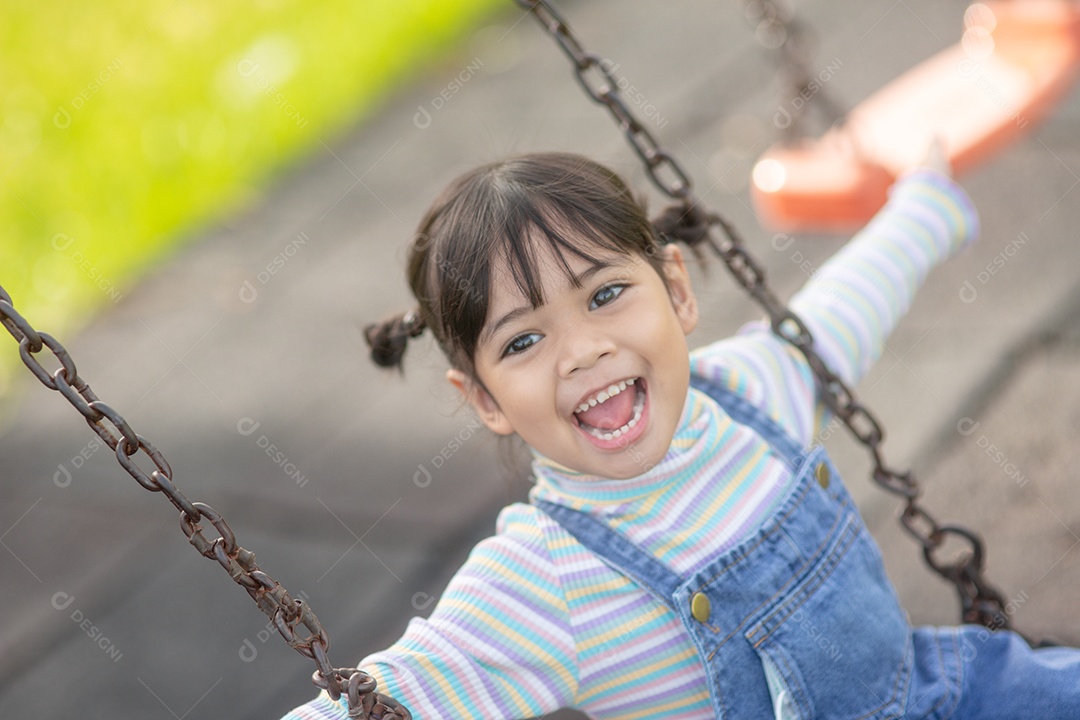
[661,244,699,335]
[446,368,515,435]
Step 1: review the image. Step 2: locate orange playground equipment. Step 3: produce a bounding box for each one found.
[751,1,1080,233]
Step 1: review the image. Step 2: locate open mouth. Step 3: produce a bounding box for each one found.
[573,377,648,442]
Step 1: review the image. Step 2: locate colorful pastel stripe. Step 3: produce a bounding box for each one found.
[279,168,978,720]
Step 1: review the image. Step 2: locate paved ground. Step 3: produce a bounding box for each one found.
[2,1,1079,718]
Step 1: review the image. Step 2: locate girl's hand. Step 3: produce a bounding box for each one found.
[919,136,952,177]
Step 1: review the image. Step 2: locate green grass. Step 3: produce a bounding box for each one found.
[0,0,504,396]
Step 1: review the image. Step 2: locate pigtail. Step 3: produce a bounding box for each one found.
[650,201,714,267]
[363,309,427,370]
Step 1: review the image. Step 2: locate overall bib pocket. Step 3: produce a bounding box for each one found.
[743,513,913,719]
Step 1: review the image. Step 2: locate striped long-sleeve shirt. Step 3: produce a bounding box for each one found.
[282,168,978,720]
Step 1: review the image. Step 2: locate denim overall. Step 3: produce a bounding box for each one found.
[536,376,1080,719]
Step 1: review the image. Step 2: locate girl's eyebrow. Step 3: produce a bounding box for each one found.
[481,261,615,346]
[482,306,531,347]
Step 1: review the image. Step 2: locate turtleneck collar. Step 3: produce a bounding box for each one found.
[529,386,721,508]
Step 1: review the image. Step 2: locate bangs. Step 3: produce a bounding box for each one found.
[410,153,662,371]
[497,200,635,309]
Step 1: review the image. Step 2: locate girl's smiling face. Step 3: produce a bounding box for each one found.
[448,241,698,479]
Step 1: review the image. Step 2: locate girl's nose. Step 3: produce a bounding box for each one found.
[556,324,616,377]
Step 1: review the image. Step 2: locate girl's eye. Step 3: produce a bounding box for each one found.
[590,283,627,310]
[503,332,541,357]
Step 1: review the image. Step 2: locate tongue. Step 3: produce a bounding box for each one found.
[577,386,636,431]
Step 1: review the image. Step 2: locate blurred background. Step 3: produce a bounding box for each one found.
[2,0,1079,718]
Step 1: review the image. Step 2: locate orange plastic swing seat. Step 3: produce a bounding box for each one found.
[751,1,1080,233]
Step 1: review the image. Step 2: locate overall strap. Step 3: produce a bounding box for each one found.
[534,375,807,603]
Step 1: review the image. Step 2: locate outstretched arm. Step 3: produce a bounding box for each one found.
[690,165,978,446]
[790,166,977,384]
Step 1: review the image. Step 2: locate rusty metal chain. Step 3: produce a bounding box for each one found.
[742,0,847,142]
[516,0,1010,630]
[0,285,410,719]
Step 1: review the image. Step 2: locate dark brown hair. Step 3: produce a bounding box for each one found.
[365,152,704,379]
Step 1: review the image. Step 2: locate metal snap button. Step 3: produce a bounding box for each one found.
[815,462,831,489]
[691,592,711,623]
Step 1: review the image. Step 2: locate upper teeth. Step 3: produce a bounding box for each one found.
[575,378,635,414]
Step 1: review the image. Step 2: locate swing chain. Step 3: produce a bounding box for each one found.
[519,0,1011,631]
[513,0,692,200]
[741,0,847,141]
[689,179,1009,634]
[0,286,407,720]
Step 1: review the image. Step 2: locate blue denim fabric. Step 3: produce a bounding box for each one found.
[536,376,1080,718]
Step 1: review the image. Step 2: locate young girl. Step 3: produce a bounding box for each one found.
[285,152,1080,719]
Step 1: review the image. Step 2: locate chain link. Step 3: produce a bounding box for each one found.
[0,288,409,719]
[518,0,1010,630]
